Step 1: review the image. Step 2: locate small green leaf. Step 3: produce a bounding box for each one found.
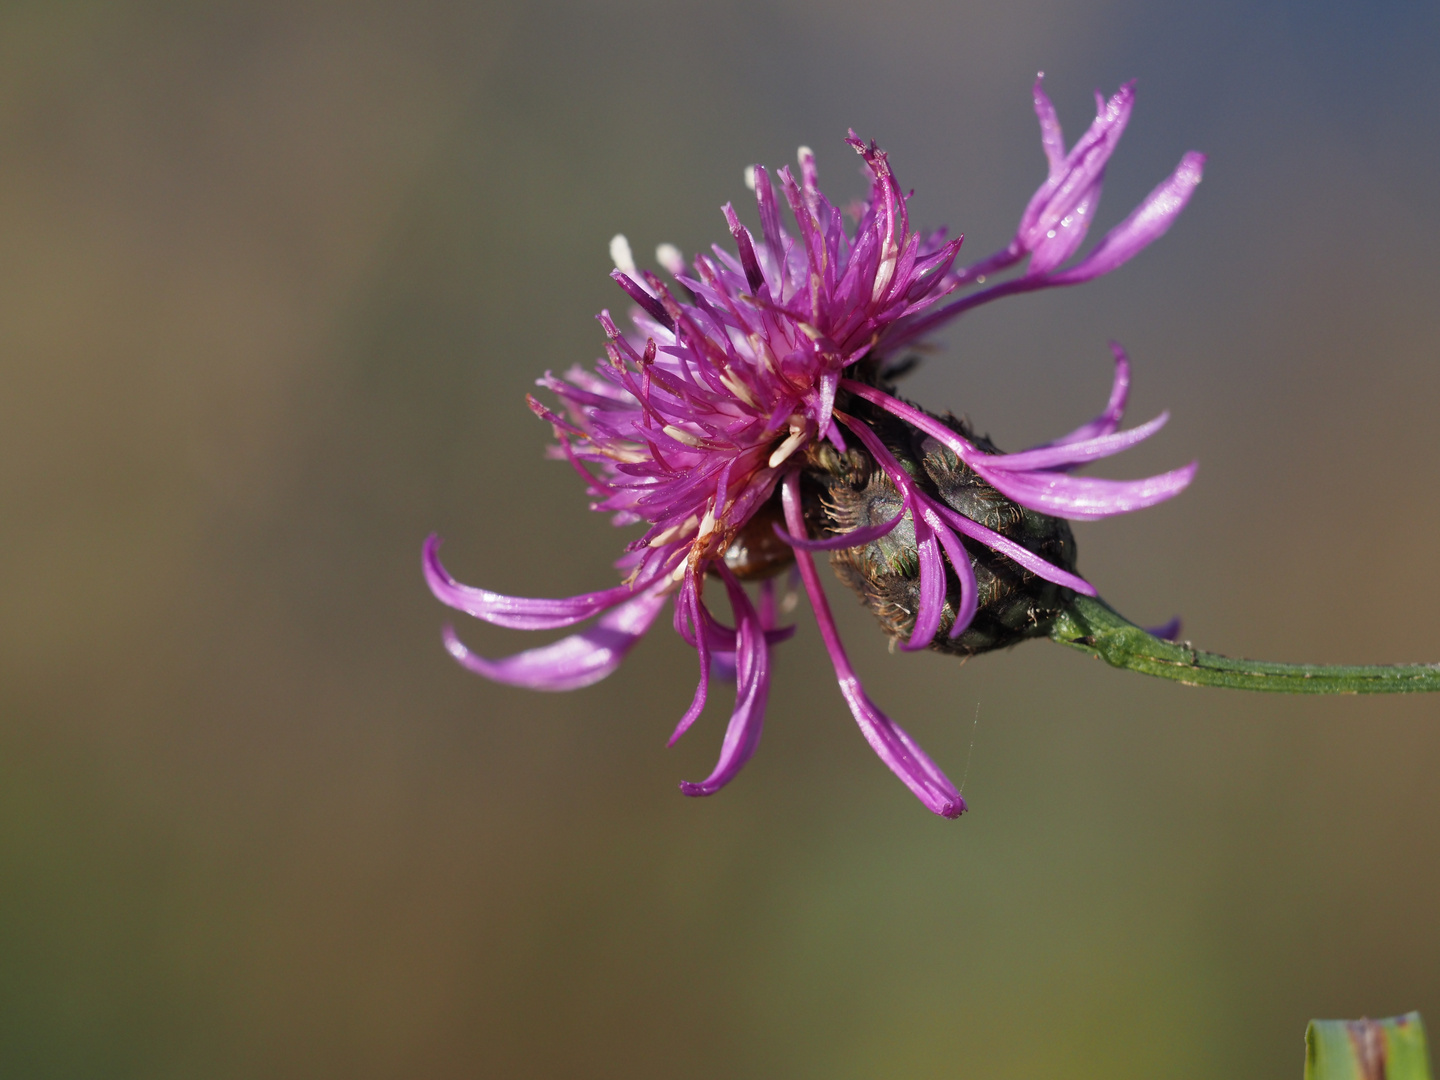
[1306,1013,1432,1080]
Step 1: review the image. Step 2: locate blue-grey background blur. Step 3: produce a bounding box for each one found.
[3,1,1438,1076]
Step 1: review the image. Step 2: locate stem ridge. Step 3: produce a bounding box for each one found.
[1051,595,1440,694]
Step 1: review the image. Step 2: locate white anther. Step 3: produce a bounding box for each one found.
[743,165,757,191]
[609,233,637,275]
[649,514,699,547]
[662,424,704,447]
[797,146,813,166]
[696,504,718,541]
[655,243,684,276]
[768,417,808,468]
[718,369,758,407]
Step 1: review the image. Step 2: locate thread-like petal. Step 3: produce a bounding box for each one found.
[842,380,1194,522]
[782,475,965,818]
[1046,342,1130,445]
[902,520,946,651]
[669,573,713,745]
[981,410,1168,471]
[929,501,1095,595]
[979,461,1198,520]
[424,536,655,630]
[440,586,668,691]
[918,499,980,637]
[771,504,906,551]
[679,566,771,796]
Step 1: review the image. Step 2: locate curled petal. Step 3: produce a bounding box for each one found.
[978,461,1198,520]
[902,517,946,651]
[669,572,713,745]
[711,625,799,682]
[1049,152,1206,285]
[840,380,1195,522]
[981,410,1168,471]
[918,499,980,638]
[440,586,668,691]
[782,474,964,818]
[424,535,655,630]
[771,505,906,551]
[679,565,771,797]
[929,500,1095,596]
[1047,342,1131,445]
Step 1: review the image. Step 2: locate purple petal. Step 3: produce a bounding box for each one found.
[711,625,798,682]
[1026,187,1100,276]
[841,381,1196,523]
[1016,82,1133,258]
[1032,73,1067,176]
[722,203,769,297]
[781,475,964,819]
[1147,616,1183,641]
[929,501,1096,595]
[1049,152,1206,285]
[424,535,655,630]
[976,461,1198,520]
[771,505,905,551]
[669,572,713,745]
[610,269,675,331]
[1047,342,1131,445]
[917,499,980,637]
[679,566,771,797]
[901,519,945,651]
[440,586,668,691]
[980,410,1169,471]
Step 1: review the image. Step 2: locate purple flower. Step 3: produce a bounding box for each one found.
[425,81,1203,818]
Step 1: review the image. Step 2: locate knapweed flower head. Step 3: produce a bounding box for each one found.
[425,76,1208,818]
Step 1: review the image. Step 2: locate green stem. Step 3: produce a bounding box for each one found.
[1050,595,1440,694]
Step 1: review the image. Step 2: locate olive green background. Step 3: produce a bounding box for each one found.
[3,2,1438,1077]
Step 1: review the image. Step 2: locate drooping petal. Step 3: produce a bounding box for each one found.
[977,460,1198,520]
[918,499,980,638]
[679,565,771,796]
[929,500,1096,595]
[440,586,669,691]
[424,535,657,630]
[901,513,946,651]
[669,571,714,745]
[840,380,1195,522]
[782,475,964,818]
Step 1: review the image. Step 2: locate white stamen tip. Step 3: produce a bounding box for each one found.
[655,243,684,275]
[797,145,813,165]
[743,165,757,191]
[768,425,808,469]
[609,233,636,275]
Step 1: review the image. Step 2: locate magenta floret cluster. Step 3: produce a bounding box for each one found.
[425,77,1205,817]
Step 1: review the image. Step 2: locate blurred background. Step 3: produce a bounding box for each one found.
[2,1,1438,1076]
